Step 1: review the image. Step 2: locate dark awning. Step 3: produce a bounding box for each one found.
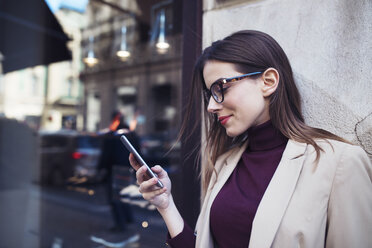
[0,0,72,74]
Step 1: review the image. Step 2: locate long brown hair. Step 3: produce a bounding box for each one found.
[180,30,349,196]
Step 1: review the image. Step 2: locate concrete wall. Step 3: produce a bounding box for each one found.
[203,0,372,158]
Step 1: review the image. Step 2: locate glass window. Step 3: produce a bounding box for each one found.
[0,0,183,247]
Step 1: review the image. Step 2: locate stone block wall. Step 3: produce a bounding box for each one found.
[202,0,372,159]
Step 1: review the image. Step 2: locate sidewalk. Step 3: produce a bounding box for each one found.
[36,184,168,247]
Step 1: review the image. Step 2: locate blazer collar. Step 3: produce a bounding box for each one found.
[249,139,308,248]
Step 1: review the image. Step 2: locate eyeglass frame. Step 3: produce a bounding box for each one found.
[203,71,263,103]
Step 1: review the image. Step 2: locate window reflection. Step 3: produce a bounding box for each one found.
[0,0,183,247]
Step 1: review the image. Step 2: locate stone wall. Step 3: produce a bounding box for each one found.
[202,0,372,159]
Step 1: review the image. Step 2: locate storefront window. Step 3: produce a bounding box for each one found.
[0,0,183,247]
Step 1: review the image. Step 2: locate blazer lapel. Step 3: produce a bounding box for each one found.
[210,142,249,206]
[196,142,248,248]
[249,140,308,248]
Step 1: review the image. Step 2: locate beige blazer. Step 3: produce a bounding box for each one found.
[195,139,372,248]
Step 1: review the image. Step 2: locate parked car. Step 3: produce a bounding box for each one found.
[38,130,102,186]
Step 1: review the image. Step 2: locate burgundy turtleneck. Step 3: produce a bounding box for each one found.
[210,120,288,247]
[167,121,288,248]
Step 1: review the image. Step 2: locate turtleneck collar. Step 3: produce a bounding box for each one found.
[246,120,288,152]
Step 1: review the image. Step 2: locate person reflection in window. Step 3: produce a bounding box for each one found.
[99,110,139,232]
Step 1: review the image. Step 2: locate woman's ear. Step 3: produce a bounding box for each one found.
[261,68,279,97]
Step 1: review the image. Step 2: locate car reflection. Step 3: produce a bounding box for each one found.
[39,130,179,187]
[39,130,102,186]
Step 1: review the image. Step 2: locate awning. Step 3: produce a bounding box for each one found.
[0,0,72,74]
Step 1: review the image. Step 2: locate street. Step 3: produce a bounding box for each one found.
[27,183,168,248]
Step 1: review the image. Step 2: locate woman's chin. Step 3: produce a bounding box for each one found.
[225,128,240,138]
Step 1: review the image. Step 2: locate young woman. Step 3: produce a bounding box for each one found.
[129,30,372,248]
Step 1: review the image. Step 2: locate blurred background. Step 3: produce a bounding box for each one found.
[0,0,201,247]
[1,0,371,247]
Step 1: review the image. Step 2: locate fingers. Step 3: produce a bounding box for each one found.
[138,177,161,193]
[129,153,141,170]
[135,164,167,196]
[135,164,166,183]
[142,187,167,202]
[138,177,166,198]
[151,165,168,179]
[136,165,149,184]
[135,165,168,207]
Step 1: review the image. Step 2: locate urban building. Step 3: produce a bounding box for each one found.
[0,8,85,131]
[80,0,183,140]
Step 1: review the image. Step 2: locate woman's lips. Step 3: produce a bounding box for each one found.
[218,115,231,125]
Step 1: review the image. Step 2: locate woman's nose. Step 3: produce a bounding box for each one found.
[207,97,222,113]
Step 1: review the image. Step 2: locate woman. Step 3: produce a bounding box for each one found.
[129,30,372,248]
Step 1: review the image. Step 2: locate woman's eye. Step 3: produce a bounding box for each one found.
[222,86,230,93]
[216,87,223,93]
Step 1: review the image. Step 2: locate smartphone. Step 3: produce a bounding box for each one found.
[120,135,164,188]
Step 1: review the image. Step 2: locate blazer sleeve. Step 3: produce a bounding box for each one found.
[326,145,372,248]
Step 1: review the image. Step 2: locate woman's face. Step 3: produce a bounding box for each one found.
[203,60,270,137]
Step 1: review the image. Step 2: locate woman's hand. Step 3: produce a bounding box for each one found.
[129,153,185,238]
[129,153,172,210]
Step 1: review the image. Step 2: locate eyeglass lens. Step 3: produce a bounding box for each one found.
[211,82,223,103]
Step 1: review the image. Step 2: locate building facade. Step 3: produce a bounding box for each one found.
[80,0,183,141]
[0,8,86,131]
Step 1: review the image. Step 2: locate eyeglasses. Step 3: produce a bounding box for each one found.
[203,71,263,103]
